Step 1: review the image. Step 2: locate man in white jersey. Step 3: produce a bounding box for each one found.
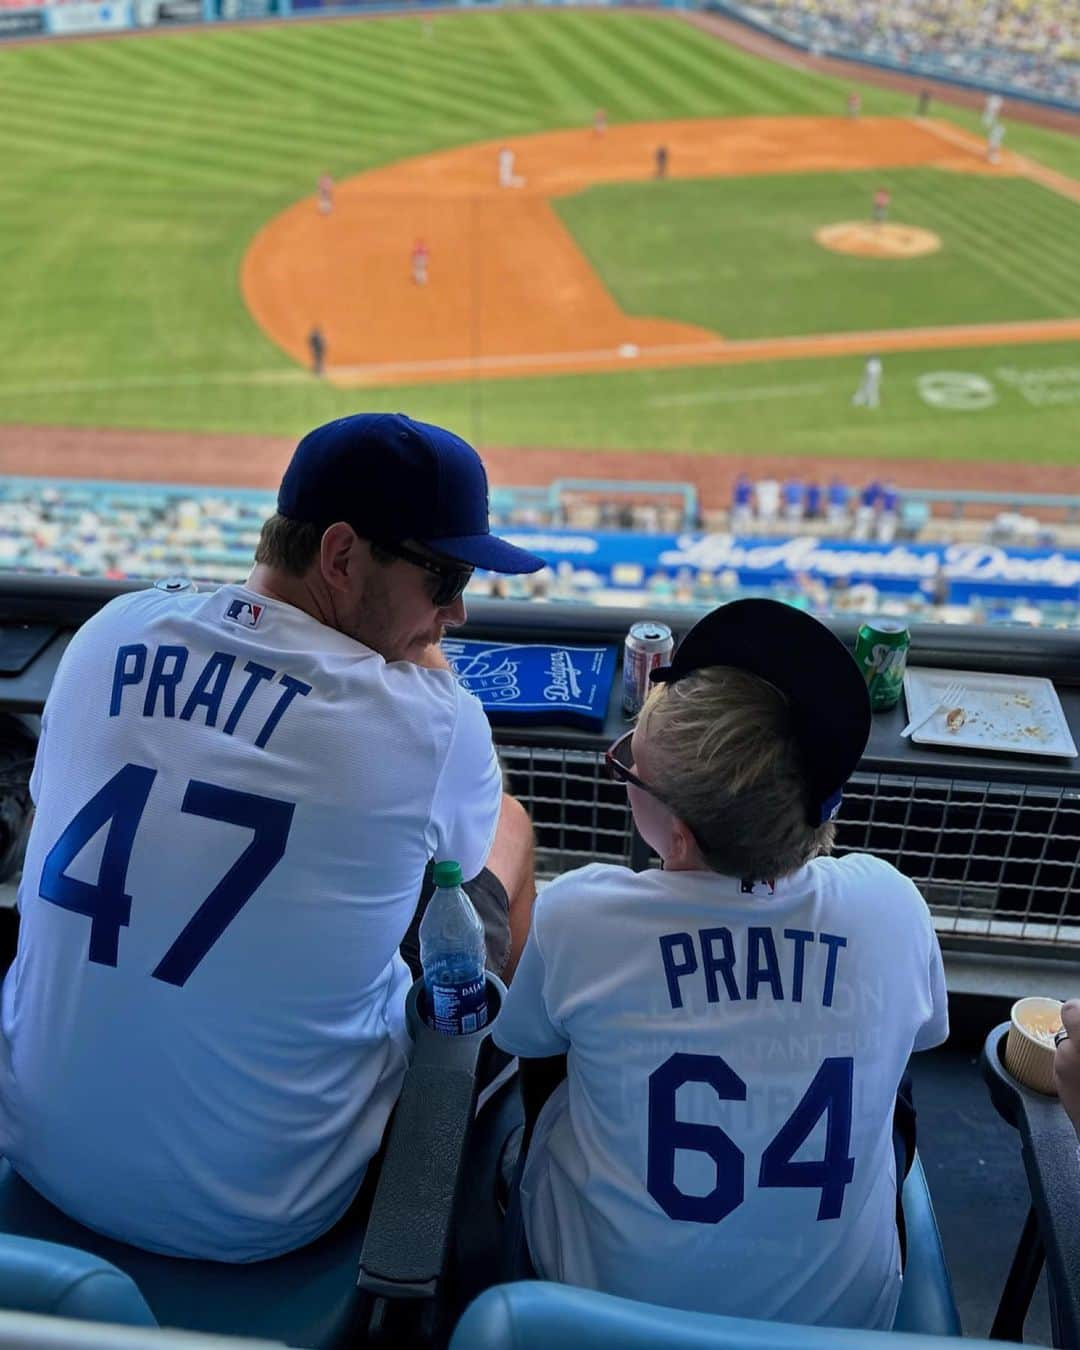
[0,412,545,1262]
[495,600,948,1330]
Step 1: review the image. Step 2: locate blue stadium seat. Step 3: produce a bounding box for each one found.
[482,1154,961,1345]
[449,1281,1017,1350]
[894,1157,961,1335]
[0,1234,155,1327]
[0,1161,367,1348]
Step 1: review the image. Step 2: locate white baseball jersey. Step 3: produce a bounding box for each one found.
[494,854,948,1330]
[0,584,501,1261]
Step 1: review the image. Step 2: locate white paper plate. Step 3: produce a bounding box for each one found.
[902,667,1077,759]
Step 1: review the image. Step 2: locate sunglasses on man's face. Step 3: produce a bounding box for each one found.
[377,541,474,608]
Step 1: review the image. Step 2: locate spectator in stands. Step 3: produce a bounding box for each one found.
[805,480,823,520]
[756,477,781,527]
[854,480,881,541]
[782,477,805,524]
[0,413,544,1263]
[731,474,754,530]
[878,482,900,543]
[826,477,851,530]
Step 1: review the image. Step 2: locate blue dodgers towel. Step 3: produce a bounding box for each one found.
[442,638,617,731]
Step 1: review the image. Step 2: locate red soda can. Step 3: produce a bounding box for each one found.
[623,621,674,717]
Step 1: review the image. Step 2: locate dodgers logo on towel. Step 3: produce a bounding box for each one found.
[442,639,617,731]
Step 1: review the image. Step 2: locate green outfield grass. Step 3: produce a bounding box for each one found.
[556,169,1080,336]
[1,8,1080,464]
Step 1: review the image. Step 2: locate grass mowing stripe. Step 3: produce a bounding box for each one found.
[0,96,294,180]
[554,12,709,117]
[650,19,835,113]
[965,181,1080,289]
[493,13,595,121]
[511,12,667,120]
[506,17,654,119]
[0,78,374,172]
[252,30,503,140]
[912,173,1080,307]
[900,174,1075,316]
[355,20,541,103]
[629,15,794,114]
[0,113,284,193]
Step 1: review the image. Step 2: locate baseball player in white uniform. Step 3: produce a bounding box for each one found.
[987,121,1006,164]
[495,600,948,1330]
[853,355,883,408]
[0,413,545,1262]
[497,145,523,188]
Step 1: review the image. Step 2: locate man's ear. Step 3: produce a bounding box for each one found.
[319,522,358,593]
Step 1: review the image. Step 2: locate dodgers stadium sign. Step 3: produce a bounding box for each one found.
[501,531,1080,603]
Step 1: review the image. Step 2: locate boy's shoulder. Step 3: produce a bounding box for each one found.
[535,862,658,927]
[813,851,932,929]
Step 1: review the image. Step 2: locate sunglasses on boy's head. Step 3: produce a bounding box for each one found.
[376,540,474,608]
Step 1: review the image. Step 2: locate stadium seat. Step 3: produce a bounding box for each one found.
[0,977,514,1349]
[0,1234,155,1328]
[495,1154,960,1339]
[893,1157,962,1335]
[0,1161,369,1348]
[449,1281,1015,1350]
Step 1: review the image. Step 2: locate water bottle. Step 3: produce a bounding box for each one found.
[419,860,489,1036]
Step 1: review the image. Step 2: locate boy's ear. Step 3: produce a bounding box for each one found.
[669,816,703,868]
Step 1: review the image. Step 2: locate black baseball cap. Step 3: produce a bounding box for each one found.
[650,598,871,825]
[277,413,545,574]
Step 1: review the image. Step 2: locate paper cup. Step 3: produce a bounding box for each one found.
[1004,996,1064,1096]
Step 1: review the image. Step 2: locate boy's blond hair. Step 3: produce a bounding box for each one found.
[637,667,835,880]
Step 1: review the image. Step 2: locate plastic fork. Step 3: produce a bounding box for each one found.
[900,680,966,740]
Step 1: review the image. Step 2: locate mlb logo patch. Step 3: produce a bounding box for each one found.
[224,598,264,628]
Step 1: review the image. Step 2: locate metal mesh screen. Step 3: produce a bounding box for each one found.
[498,744,1080,952]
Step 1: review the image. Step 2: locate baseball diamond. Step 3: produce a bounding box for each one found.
[2,8,1080,469]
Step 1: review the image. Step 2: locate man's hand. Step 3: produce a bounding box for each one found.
[1054,1000,1080,1132]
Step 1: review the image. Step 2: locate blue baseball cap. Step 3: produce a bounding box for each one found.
[277,413,545,574]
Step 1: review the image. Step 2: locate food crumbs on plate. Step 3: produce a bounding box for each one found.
[946,707,966,733]
[1014,693,1033,709]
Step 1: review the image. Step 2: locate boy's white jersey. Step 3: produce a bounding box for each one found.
[0,584,501,1261]
[495,856,948,1330]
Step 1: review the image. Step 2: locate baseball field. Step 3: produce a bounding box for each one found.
[2,7,1080,478]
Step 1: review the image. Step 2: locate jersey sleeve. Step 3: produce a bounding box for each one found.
[492,921,570,1059]
[427,682,502,883]
[914,921,950,1052]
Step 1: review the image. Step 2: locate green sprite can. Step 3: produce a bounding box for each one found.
[855,620,910,711]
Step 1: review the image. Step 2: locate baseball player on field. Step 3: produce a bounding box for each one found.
[853,355,883,408]
[495,600,948,1329]
[0,413,545,1262]
[498,145,524,188]
[410,237,430,285]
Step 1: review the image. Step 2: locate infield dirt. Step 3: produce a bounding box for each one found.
[242,115,1080,386]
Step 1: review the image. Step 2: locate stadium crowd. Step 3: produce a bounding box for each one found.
[739,0,1080,106]
[1,477,1072,630]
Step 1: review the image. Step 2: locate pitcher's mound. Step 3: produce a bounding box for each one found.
[815,221,942,258]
